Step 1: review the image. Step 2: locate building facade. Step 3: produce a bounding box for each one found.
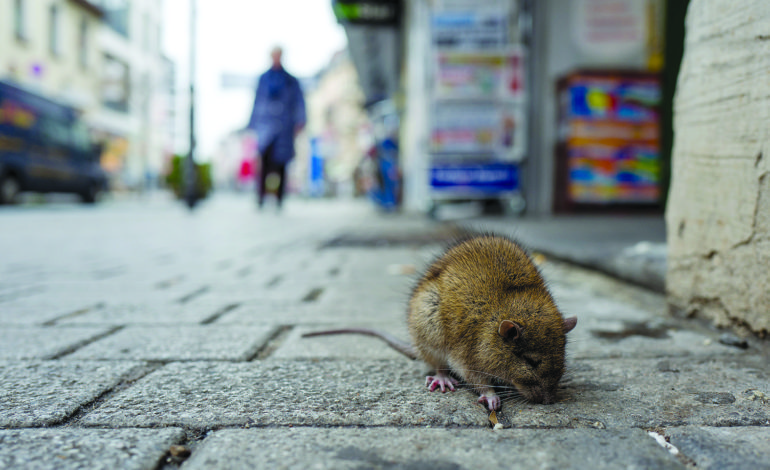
[91,0,170,190]
[0,0,104,111]
[0,0,173,191]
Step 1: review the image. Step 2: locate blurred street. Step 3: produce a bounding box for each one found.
[1,195,768,469]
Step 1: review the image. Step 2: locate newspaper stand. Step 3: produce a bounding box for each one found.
[427,0,528,214]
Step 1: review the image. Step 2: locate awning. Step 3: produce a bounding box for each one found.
[332,0,402,107]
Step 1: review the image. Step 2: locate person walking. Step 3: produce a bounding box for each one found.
[247,46,306,209]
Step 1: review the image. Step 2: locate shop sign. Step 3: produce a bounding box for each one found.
[572,0,647,60]
[430,163,519,192]
[333,0,400,26]
[431,8,508,51]
[434,48,525,101]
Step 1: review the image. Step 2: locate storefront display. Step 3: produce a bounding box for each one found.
[556,71,661,209]
[428,0,527,206]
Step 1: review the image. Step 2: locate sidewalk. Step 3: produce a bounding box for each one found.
[0,195,768,469]
[459,214,667,293]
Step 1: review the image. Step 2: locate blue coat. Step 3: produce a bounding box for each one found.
[248,67,306,164]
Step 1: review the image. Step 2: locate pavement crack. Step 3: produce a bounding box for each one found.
[57,362,163,427]
[177,286,210,304]
[155,275,185,290]
[265,274,284,288]
[42,302,104,326]
[236,266,253,278]
[246,326,293,361]
[200,303,241,325]
[301,287,324,303]
[48,325,125,359]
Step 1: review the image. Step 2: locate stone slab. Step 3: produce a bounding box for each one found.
[0,297,101,325]
[507,356,770,429]
[0,361,142,427]
[212,300,407,324]
[199,284,329,303]
[567,317,741,359]
[319,283,411,308]
[35,283,197,305]
[666,426,770,469]
[57,301,235,325]
[0,428,185,470]
[81,360,488,428]
[549,288,657,322]
[184,427,683,470]
[272,323,411,360]
[67,325,278,361]
[80,355,770,430]
[0,326,112,359]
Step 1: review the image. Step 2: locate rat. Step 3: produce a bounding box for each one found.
[303,234,577,411]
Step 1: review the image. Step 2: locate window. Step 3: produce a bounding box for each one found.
[40,116,71,148]
[102,54,130,113]
[79,17,88,68]
[49,4,61,57]
[101,0,130,38]
[143,13,151,52]
[14,0,27,41]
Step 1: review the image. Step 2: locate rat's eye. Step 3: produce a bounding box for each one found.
[522,355,541,369]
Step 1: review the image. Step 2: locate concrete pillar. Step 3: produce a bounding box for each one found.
[666,1,770,336]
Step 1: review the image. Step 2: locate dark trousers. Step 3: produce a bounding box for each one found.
[258,142,286,207]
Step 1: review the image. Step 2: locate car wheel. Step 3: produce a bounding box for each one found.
[0,174,20,205]
[80,182,100,204]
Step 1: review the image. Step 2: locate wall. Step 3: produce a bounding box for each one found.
[666,0,770,336]
[400,0,432,212]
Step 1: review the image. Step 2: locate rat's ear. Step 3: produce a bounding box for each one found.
[498,320,523,341]
[563,316,577,334]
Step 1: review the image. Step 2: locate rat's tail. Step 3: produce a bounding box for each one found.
[302,328,418,360]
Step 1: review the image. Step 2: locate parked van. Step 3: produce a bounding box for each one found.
[0,80,107,204]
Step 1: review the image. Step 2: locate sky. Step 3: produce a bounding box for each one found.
[162,0,348,159]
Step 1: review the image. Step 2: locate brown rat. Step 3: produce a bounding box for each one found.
[303,234,577,411]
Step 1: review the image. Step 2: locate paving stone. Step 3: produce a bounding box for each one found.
[319,283,412,307]
[506,356,770,428]
[0,326,112,359]
[80,360,488,428]
[666,426,770,469]
[272,323,411,360]
[550,288,655,322]
[0,428,185,470]
[37,282,196,304]
[184,427,683,470]
[0,296,101,325]
[213,300,407,324]
[567,317,741,359]
[67,325,278,361]
[0,361,142,427]
[201,284,328,303]
[57,301,233,325]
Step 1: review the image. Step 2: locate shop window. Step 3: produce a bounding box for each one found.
[14,0,27,41]
[79,17,89,69]
[49,4,61,57]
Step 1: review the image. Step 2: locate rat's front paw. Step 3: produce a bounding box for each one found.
[478,393,501,411]
[426,373,458,393]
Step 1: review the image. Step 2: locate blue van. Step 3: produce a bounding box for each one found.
[0,80,107,204]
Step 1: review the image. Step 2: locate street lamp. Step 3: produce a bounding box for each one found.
[184,0,198,209]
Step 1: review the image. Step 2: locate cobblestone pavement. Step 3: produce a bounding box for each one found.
[1,195,768,469]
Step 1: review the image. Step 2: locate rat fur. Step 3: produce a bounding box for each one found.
[303,233,577,411]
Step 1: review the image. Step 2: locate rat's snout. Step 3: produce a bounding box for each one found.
[524,387,557,405]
